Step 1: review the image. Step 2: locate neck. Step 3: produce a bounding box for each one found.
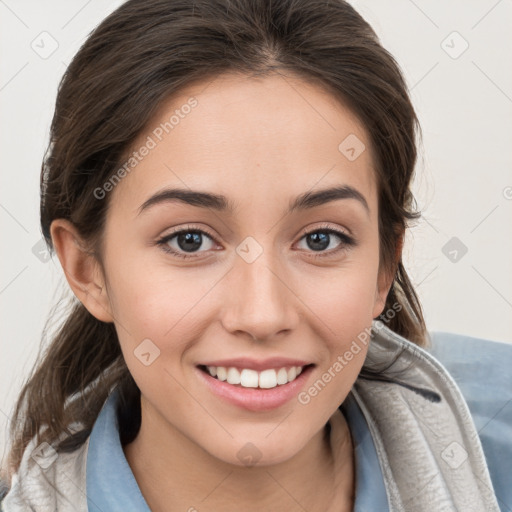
[123,399,354,512]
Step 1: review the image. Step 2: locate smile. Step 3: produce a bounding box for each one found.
[196,363,315,412]
[199,364,306,389]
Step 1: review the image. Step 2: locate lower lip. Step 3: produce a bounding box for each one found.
[196,365,314,412]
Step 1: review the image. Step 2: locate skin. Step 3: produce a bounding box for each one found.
[51,72,395,511]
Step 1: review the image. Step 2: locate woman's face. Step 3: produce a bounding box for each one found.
[96,72,391,466]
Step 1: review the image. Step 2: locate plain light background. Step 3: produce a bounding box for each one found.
[1,0,511,469]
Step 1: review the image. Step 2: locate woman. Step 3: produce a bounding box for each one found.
[1,0,510,510]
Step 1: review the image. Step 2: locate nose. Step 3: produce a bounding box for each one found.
[220,242,300,343]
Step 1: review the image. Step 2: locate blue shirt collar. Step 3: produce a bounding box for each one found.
[340,391,389,512]
[86,388,151,511]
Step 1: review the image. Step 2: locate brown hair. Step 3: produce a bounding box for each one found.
[5,0,427,478]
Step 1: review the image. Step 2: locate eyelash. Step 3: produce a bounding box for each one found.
[156,223,356,260]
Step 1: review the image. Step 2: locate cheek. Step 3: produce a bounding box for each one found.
[298,250,379,381]
[102,227,211,334]
[105,253,222,380]
[108,270,214,342]
[302,282,375,407]
[300,253,380,331]
[313,277,375,359]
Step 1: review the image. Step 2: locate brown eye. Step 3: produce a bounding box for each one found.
[296,225,356,258]
[157,226,217,259]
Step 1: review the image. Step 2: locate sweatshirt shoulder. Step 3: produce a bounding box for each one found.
[0,433,90,511]
[427,331,512,512]
[427,331,512,393]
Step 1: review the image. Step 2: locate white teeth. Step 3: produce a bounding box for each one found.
[259,369,277,389]
[205,364,306,389]
[240,369,259,388]
[226,367,241,385]
[216,366,227,381]
[276,367,288,385]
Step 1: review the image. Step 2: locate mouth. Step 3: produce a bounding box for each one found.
[197,364,314,389]
[195,363,315,412]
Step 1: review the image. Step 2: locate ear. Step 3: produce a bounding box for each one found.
[50,219,114,323]
[372,232,403,318]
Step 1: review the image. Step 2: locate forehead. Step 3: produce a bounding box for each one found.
[110,72,378,219]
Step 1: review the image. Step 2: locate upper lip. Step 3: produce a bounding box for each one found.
[197,357,313,372]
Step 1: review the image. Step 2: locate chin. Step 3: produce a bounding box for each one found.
[203,431,310,469]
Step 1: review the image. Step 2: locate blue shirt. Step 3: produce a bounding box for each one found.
[86,332,512,511]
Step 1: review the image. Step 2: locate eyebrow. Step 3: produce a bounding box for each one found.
[137,185,370,217]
